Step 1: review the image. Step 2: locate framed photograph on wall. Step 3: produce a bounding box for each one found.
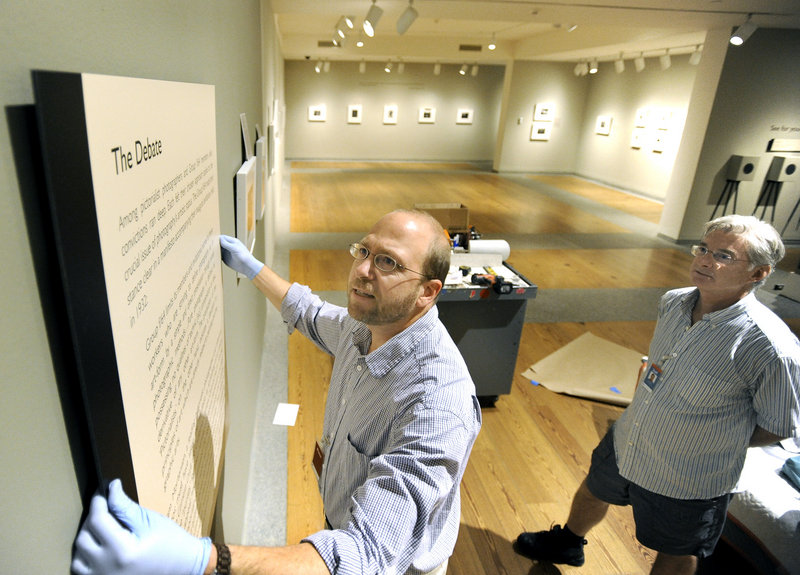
[595,115,612,135]
[652,132,666,153]
[419,107,436,123]
[534,103,555,121]
[456,108,474,124]
[347,104,362,124]
[383,104,398,124]
[255,136,267,220]
[634,108,649,128]
[630,128,644,149]
[236,157,257,260]
[530,122,551,141]
[308,104,326,122]
[656,108,672,130]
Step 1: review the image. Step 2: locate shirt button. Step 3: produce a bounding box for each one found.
[356,365,362,372]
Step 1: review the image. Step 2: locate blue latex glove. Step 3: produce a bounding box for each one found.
[220,234,264,280]
[71,479,211,575]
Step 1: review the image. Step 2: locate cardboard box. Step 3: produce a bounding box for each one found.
[414,203,469,230]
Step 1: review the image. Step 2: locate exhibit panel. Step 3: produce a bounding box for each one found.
[34,71,226,537]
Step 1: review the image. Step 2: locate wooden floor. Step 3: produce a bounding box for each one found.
[281,162,799,574]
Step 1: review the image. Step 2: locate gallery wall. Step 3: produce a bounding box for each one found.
[284,60,505,162]
[0,0,269,569]
[493,61,590,174]
[574,55,698,200]
[674,28,800,241]
[283,54,702,203]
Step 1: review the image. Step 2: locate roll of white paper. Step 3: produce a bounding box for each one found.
[468,239,511,260]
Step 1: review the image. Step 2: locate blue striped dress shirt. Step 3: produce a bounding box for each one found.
[281,284,482,575]
[615,287,800,499]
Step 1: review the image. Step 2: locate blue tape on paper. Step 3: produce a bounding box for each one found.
[610,386,621,394]
[530,380,540,386]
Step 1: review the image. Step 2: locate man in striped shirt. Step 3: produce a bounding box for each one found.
[515,215,800,574]
[72,210,481,575]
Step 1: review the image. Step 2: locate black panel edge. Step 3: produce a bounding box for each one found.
[32,70,137,499]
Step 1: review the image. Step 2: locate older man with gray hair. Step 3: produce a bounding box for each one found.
[515,215,800,575]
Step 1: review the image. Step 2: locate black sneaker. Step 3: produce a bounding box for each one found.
[513,524,587,566]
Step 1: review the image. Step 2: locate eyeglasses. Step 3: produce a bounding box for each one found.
[349,243,429,278]
[690,245,749,264]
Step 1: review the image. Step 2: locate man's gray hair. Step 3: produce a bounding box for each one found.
[703,215,785,290]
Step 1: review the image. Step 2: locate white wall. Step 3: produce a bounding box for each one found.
[574,55,698,200]
[0,1,270,569]
[284,60,504,162]
[494,61,589,174]
[282,55,702,203]
[673,28,800,241]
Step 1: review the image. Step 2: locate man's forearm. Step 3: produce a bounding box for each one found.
[204,542,330,575]
[251,264,292,311]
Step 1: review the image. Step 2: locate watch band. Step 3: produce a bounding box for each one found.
[213,542,231,575]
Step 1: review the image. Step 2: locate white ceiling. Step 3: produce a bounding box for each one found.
[273,0,800,65]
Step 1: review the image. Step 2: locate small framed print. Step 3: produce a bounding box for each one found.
[530,122,551,141]
[652,132,665,153]
[383,104,398,124]
[348,104,362,124]
[635,108,648,128]
[235,157,257,273]
[255,136,268,220]
[534,103,555,121]
[630,128,644,149]
[655,108,672,130]
[418,107,436,124]
[308,104,326,122]
[595,115,612,136]
[456,108,474,124]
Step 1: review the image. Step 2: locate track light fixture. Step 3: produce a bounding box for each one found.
[397,61,405,74]
[471,64,479,77]
[634,53,645,72]
[689,45,703,66]
[356,34,365,48]
[336,16,353,38]
[384,61,393,73]
[488,33,496,51]
[396,0,418,35]
[730,15,757,46]
[359,60,366,74]
[433,62,441,75]
[659,50,671,70]
[459,64,468,76]
[363,0,383,38]
[589,60,598,74]
[323,61,330,73]
[314,60,322,74]
[614,53,625,74]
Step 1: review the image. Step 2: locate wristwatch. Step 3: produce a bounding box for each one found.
[213,542,231,575]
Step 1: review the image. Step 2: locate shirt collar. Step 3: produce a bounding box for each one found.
[680,288,757,323]
[350,306,439,378]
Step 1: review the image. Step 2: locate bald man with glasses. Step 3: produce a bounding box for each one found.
[514,214,800,575]
[72,209,481,575]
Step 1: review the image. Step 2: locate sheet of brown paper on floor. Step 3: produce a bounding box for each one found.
[521,332,644,405]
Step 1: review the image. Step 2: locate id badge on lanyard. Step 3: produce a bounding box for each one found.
[641,362,662,391]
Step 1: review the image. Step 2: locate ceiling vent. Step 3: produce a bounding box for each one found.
[459,44,483,52]
[318,40,337,48]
